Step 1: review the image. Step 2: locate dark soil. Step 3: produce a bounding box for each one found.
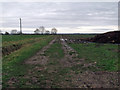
[2,44,22,56]
[87,31,120,44]
[62,31,120,44]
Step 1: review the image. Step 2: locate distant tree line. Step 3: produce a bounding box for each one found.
[0,26,58,35]
[34,26,57,35]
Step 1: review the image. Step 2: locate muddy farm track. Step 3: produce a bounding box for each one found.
[6,36,119,88]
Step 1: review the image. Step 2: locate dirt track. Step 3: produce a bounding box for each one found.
[7,36,119,88]
[25,38,56,65]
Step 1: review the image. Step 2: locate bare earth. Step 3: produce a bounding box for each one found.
[8,37,119,88]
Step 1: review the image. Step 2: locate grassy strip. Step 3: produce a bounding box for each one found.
[69,43,118,71]
[63,34,95,39]
[41,40,78,87]
[2,36,53,88]
[2,35,46,42]
[2,35,49,47]
[45,41,64,59]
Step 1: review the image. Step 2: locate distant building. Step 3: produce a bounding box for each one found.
[51,28,57,34]
[11,29,18,34]
[45,30,50,34]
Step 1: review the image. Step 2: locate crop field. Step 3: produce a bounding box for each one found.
[2,34,119,88]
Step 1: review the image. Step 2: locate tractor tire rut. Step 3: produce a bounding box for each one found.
[25,38,56,65]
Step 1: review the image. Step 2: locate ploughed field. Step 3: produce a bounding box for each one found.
[2,34,119,88]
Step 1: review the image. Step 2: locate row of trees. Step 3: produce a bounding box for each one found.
[34,26,57,34]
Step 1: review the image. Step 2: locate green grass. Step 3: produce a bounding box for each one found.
[63,34,95,39]
[2,34,119,88]
[69,43,119,71]
[45,41,64,59]
[2,35,51,47]
[2,36,54,88]
[2,35,45,42]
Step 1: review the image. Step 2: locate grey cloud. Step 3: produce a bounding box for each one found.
[93,28,113,31]
[1,2,118,32]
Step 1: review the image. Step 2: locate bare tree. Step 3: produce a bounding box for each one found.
[34,28,40,34]
[39,26,45,34]
[5,32,9,35]
[51,28,57,34]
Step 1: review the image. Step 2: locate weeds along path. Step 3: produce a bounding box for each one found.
[60,36,98,69]
[60,38,83,67]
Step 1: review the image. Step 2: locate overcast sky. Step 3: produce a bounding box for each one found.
[0,2,118,33]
